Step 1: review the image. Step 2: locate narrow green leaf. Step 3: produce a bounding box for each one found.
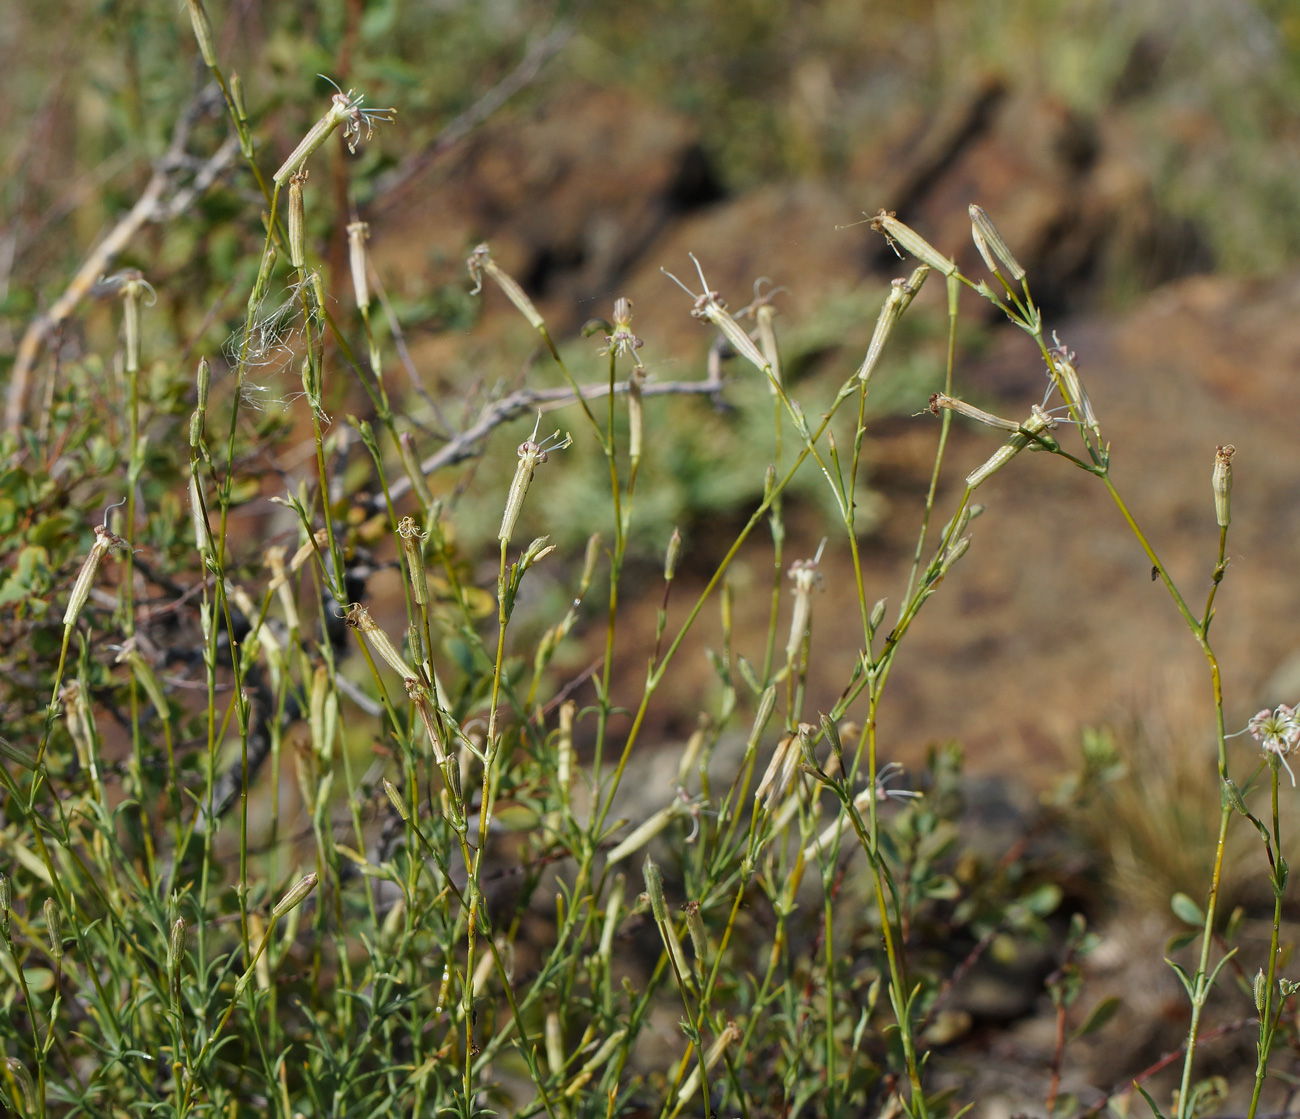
[1170,892,1204,928]
[1071,995,1121,1040]
[1164,957,1194,999]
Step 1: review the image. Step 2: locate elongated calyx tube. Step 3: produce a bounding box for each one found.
[287,172,308,270]
[871,210,956,276]
[345,603,418,681]
[383,779,410,820]
[859,266,928,382]
[347,221,370,312]
[968,204,1025,280]
[185,0,217,66]
[784,541,825,663]
[64,525,117,627]
[44,899,63,960]
[663,255,776,385]
[274,89,395,185]
[467,243,544,330]
[272,873,318,918]
[499,416,570,544]
[397,516,429,605]
[1213,444,1235,528]
[169,918,187,972]
[965,406,1059,489]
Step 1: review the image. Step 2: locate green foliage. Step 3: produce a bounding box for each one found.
[2,3,1299,1118]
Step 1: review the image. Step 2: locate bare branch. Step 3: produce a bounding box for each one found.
[376,365,728,512]
[4,86,238,439]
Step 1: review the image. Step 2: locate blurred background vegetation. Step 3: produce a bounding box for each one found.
[5,0,1300,732]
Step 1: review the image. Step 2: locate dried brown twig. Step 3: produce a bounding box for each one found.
[376,362,727,511]
[4,86,239,440]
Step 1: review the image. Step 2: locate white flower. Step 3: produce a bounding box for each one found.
[1244,704,1300,785]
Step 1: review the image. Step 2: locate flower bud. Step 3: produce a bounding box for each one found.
[169,917,187,972]
[230,72,247,122]
[194,355,210,412]
[684,900,708,970]
[0,873,10,934]
[1254,967,1267,1013]
[545,1009,565,1075]
[580,533,601,594]
[186,0,217,66]
[664,528,682,582]
[383,778,410,820]
[642,856,668,922]
[1213,444,1235,528]
[271,872,318,918]
[748,685,777,751]
[44,898,63,961]
[869,598,887,636]
[968,204,1026,281]
[859,267,928,382]
[347,221,370,313]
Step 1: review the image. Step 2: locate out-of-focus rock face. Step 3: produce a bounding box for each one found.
[367,78,1294,784]
[371,75,1211,343]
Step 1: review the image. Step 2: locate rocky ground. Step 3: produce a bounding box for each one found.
[359,74,1300,1113]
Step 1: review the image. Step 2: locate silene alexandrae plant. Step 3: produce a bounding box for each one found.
[0,8,1296,1118]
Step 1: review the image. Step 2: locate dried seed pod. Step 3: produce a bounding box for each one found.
[929,392,1021,432]
[663,528,682,582]
[785,540,826,664]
